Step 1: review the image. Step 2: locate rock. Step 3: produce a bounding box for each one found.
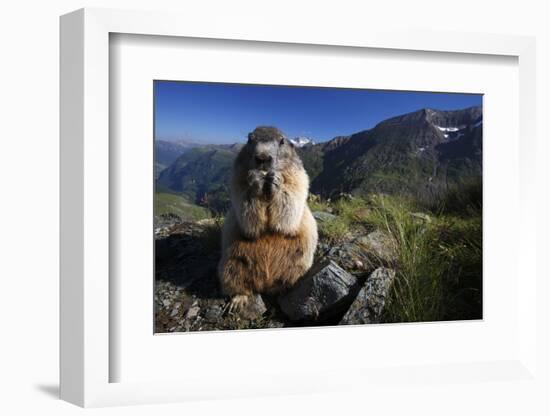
[326,241,369,273]
[355,230,396,264]
[410,212,432,223]
[236,295,267,320]
[312,211,337,222]
[337,192,354,201]
[202,304,224,322]
[154,220,221,288]
[197,295,267,324]
[340,267,396,325]
[278,259,359,321]
[323,230,395,273]
[196,218,218,226]
[154,276,279,332]
[185,305,200,319]
[308,193,321,203]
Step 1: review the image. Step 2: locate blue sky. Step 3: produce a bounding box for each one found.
[154,81,482,144]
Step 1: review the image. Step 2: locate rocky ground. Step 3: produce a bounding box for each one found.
[154,211,398,333]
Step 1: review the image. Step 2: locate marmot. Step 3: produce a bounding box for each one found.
[218,126,318,310]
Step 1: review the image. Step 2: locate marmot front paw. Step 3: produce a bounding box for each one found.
[265,171,282,188]
[263,171,282,197]
[247,170,267,195]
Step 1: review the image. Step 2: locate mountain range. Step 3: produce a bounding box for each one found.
[156,106,482,210]
[299,106,482,202]
[155,139,202,178]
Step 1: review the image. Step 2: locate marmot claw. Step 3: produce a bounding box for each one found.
[226,294,250,314]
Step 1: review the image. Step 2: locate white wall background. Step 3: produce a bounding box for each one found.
[0,0,548,414]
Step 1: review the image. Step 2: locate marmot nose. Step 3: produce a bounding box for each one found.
[255,154,273,166]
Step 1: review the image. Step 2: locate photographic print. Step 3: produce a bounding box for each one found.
[154,81,482,332]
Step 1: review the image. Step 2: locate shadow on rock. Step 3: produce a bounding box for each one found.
[155,221,222,299]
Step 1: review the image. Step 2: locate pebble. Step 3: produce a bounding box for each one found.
[186,305,200,319]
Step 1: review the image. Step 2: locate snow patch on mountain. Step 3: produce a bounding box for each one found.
[436,119,482,142]
[290,136,315,147]
[436,126,460,132]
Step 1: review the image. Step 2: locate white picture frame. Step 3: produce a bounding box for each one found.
[60,7,538,408]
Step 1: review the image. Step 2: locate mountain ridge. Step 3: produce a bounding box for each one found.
[299,106,482,200]
[157,106,482,208]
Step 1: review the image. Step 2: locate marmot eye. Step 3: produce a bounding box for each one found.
[279,138,285,146]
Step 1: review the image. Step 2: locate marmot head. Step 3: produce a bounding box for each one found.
[243,126,301,172]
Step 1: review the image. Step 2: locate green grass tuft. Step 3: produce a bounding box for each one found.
[363,192,482,322]
[309,186,482,323]
[316,217,350,244]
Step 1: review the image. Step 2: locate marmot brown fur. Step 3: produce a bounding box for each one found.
[218,126,318,310]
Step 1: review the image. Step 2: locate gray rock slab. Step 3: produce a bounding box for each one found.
[340,267,396,325]
[354,230,396,264]
[278,259,358,321]
[237,294,267,320]
[312,211,338,222]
